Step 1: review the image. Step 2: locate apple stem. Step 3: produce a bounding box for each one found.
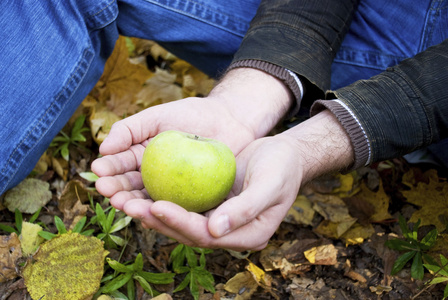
[194,135,199,140]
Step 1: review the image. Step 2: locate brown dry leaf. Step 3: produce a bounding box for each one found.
[284,195,315,226]
[259,240,316,278]
[303,244,338,265]
[314,218,358,240]
[224,271,259,300]
[96,36,152,106]
[403,170,448,231]
[58,180,92,229]
[170,60,215,97]
[310,194,352,223]
[136,67,183,108]
[0,233,21,282]
[89,104,121,144]
[51,156,69,180]
[355,181,392,223]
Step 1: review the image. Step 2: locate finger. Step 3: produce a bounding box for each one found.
[122,199,196,245]
[95,171,144,198]
[92,144,146,177]
[109,189,149,211]
[99,109,156,155]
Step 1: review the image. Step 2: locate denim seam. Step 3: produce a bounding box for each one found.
[420,0,447,51]
[142,0,249,37]
[1,47,94,190]
[334,47,407,70]
[85,0,118,31]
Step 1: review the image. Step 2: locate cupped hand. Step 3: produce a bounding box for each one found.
[91,96,256,209]
[116,134,304,251]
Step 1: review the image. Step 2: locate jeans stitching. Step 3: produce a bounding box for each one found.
[0,47,93,192]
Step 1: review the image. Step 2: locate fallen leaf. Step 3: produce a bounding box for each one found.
[310,194,352,223]
[303,244,338,265]
[136,67,183,108]
[19,222,44,256]
[89,104,121,144]
[3,178,52,214]
[224,271,259,300]
[340,222,375,246]
[58,180,92,229]
[284,195,315,226]
[355,182,392,223]
[23,232,108,300]
[0,233,21,282]
[402,171,448,231]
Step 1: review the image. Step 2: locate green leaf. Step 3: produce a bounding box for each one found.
[72,216,87,233]
[126,276,135,300]
[171,244,186,272]
[102,272,133,293]
[71,115,86,136]
[54,216,67,234]
[38,231,57,240]
[185,246,198,268]
[81,229,95,236]
[428,277,448,285]
[105,207,116,232]
[95,203,107,230]
[133,253,144,271]
[109,234,126,247]
[391,251,416,275]
[134,275,159,297]
[29,207,42,223]
[173,272,191,293]
[137,271,175,284]
[444,283,448,300]
[110,216,132,233]
[109,290,129,300]
[194,267,215,293]
[79,172,99,182]
[107,258,133,273]
[385,239,419,251]
[0,224,18,234]
[15,209,23,234]
[61,143,70,161]
[420,228,438,250]
[411,251,424,280]
[399,215,411,239]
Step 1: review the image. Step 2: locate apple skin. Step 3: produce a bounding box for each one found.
[141,130,236,213]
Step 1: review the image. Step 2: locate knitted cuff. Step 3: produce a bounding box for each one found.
[227,59,304,118]
[311,99,371,171]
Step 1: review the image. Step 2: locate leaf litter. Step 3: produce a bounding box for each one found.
[0,35,447,299]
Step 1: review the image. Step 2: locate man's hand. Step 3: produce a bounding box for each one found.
[95,110,354,251]
[92,68,293,217]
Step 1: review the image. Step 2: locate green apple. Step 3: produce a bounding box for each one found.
[141,130,236,213]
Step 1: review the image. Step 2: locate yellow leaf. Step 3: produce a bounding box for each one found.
[4,178,52,214]
[310,194,352,223]
[332,173,355,195]
[0,233,21,282]
[356,182,392,222]
[284,195,315,226]
[314,218,357,239]
[224,271,259,300]
[23,232,108,300]
[340,222,375,246]
[304,244,338,265]
[19,222,44,256]
[403,170,448,231]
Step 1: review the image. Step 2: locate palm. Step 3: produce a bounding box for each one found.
[92,97,255,208]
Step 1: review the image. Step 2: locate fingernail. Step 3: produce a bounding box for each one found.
[154,213,166,222]
[215,214,230,237]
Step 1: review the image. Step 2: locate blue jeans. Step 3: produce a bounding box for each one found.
[0,0,446,195]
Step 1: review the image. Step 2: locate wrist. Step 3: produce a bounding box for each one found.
[209,68,294,138]
[279,110,355,182]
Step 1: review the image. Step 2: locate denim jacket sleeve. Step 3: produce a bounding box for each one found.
[312,39,448,168]
[230,0,360,105]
